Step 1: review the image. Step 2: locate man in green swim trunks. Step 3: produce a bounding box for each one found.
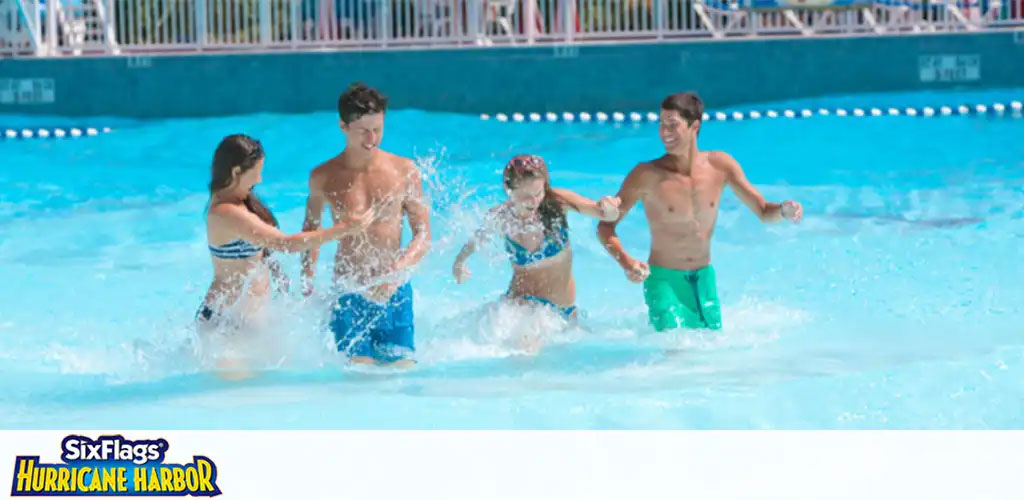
[598,92,803,331]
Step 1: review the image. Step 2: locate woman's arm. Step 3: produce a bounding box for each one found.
[452,206,503,284]
[210,203,373,253]
[551,188,621,222]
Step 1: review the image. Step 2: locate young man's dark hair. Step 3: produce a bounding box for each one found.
[337,82,388,124]
[661,92,704,133]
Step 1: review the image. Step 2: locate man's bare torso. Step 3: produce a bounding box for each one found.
[638,152,728,270]
[313,151,414,284]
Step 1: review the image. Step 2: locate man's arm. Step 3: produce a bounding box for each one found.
[715,152,802,224]
[392,161,431,273]
[300,169,326,293]
[598,165,650,283]
[267,256,291,294]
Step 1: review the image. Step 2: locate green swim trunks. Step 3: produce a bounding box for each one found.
[642,264,723,331]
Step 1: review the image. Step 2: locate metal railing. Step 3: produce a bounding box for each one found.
[2,0,1023,56]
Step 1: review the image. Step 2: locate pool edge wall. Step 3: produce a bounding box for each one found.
[1,32,1022,118]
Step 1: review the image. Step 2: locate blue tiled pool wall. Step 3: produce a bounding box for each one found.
[1,32,1022,118]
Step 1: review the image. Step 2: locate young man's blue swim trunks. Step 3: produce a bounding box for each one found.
[330,282,414,363]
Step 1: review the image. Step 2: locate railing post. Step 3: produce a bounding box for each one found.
[289,0,299,46]
[379,0,389,47]
[104,0,120,54]
[30,0,46,56]
[46,0,58,54]
[562,0,572,42]
[19,0,36,55]
[525,0,535,43]
[467,0,479,43]
[259,0,271,45]
[657,0,665,39]
[196,0,207,47]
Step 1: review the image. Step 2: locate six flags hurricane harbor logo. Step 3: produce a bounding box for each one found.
[11,435,221,497]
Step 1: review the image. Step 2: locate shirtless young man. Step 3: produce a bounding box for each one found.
[597,92,803,331]
[302,83,431,366]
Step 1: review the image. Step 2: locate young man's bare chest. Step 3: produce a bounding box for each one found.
[644,162,725,226]
[322,167,406,216]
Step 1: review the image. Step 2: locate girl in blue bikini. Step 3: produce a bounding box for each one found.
[452,154,620,322]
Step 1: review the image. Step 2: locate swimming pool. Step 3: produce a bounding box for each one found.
[1,88,1022,429]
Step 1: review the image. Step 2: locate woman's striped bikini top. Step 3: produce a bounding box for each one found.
[208,239,263,259]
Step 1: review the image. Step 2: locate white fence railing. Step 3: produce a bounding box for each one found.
[1,0,40,53]
[2,0,1023,56]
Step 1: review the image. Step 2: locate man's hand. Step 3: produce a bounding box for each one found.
[301,275,315,297]
[367,282,399,304]
[781,200,803,223]
[623,258,650,284]
[270,260,291,295]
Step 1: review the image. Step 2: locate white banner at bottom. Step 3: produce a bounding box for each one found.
[1,431,1022,499]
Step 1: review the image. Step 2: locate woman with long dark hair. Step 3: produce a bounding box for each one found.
[452,154,620,321]
[199,134,372,329]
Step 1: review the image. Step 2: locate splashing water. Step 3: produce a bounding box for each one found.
[1,89,1023,429]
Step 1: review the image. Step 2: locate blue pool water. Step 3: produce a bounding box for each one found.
[1,89,1022,429]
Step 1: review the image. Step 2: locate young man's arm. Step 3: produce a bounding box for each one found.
[300,168,327,296]
[368,160,431,303]
[715,151,802,223]
[393,160,431,273]
[598,164,651,283]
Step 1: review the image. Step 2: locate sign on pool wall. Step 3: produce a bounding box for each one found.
[0,78,56,105]
[919,54,981,83]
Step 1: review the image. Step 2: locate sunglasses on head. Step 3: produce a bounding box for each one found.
[508,155,544,173]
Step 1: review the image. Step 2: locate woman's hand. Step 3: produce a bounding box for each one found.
[452,261,471,284]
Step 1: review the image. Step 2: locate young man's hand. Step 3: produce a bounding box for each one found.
[301,275,315,297]
[623,258,651,283]
[368,282,399,304]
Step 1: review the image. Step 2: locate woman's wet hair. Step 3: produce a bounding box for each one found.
[503,154,575,239]
[209,134,278,228]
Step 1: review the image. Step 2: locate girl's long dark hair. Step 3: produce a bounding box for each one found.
[208,134,278,229]
[503,154,575,240]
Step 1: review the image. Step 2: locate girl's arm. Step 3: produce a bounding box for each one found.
[452,206,504,284]
[210,203,374,253]
[551,188,621,222]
